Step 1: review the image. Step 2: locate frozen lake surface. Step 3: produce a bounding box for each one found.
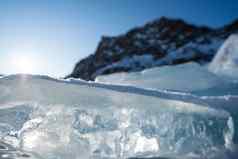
[0,34,238,159]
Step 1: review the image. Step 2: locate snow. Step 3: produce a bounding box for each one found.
[0,74,237,159]
[93,54,155,77]
[209,34,238,79]
[96,62,227,92]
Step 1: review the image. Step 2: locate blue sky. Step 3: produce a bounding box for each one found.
[0,0,237,77]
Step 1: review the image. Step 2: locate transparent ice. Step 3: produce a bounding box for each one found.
[0,74,237,159]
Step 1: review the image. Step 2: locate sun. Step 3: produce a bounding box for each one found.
[11,56,35,74]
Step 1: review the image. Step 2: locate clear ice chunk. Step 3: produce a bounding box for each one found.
[0,75,235,159]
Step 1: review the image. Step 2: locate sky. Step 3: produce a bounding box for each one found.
[0,0,237,77]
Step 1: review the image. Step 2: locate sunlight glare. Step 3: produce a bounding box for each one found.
[11,56,35,74]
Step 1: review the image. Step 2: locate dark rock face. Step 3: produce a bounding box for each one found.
[67,17,238,80]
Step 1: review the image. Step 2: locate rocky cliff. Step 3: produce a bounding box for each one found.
[68,17,238,80]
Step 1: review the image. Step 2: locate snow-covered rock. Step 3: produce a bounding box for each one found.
[209,34,238,79]
[68,17,238,80]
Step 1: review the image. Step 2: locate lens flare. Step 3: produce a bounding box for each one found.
[11,56,35,74]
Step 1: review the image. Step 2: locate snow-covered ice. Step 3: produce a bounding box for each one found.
[96,62,237,95]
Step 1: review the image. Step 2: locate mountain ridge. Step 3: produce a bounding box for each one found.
[67,17,238,80]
